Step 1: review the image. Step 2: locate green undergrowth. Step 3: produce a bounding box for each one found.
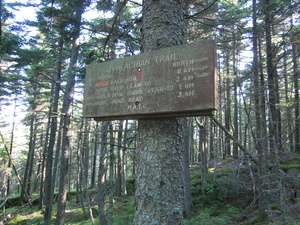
[1,194,135,225]
[3,205,44,225]
[280,163,300,170]
[272,160,300,171]
[184,204,242,225]
[2,158,300,224]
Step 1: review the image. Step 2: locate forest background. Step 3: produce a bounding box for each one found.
[0,0,300,224]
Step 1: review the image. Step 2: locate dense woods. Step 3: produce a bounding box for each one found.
[0,0,300,224]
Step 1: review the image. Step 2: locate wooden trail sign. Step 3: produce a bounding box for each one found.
[83,40,217,120]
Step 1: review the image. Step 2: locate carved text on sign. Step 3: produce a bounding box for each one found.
[83,40,217,120]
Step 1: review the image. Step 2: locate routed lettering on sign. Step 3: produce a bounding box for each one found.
[83,40,217,120]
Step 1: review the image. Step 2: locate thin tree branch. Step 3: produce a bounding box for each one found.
[185,0,219,19]
[102,0,128,56]
[128,0,142,6]
[0,132,32,206]
[210,116,258,165]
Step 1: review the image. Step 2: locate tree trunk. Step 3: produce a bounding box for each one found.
[134,1,185,224]
[252,0,268,220]
[19,111,36,205]
[83,119,91,185]
[51,111,64,196]
[232,44,239,159]
[264,0,282,211]
[197,118,208,199]
[39,107,52,210]
[6,98,17,196]
[43,34,63,225]
[116,120,123,197]
[224,52,231,158]
[108,122,114,208]
[183,118,193,218]
[98,121,109,225]
[135,119,185,224]
[283,50,294,151]
[90,122,99,188]
[55,0,85,224]
[78,120,94,224]
[264,0,281,153]
[292,37,300,153]
[209,119,215,159]
[0,132,31,206]
[122,120,128,194]
[188,119,195,164]
[252,0,268,221]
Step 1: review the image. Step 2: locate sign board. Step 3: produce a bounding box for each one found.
[83,40,217,120]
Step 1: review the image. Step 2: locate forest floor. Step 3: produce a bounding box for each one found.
[1,155,300,224]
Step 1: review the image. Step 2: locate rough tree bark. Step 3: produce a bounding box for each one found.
[183,118,193,218]
[252,0,268,220]
[55,0,85,224]
[98,121,109,225]
[292,36,300,153]
[224,52,231,158]
[264,0,282,152]
[43,35,63,225]
[90,121,99,188]
[19,111,36,205]
[232,44,239,159]
[134,1,185,224]
[116,120,123,197]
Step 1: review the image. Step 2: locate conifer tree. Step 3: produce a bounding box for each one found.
[134,1,185,224]
[55,0,86,224]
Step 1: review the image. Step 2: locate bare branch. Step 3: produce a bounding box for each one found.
[210,116,258,165]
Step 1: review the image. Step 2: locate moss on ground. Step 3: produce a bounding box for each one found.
[3,158,300,224]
